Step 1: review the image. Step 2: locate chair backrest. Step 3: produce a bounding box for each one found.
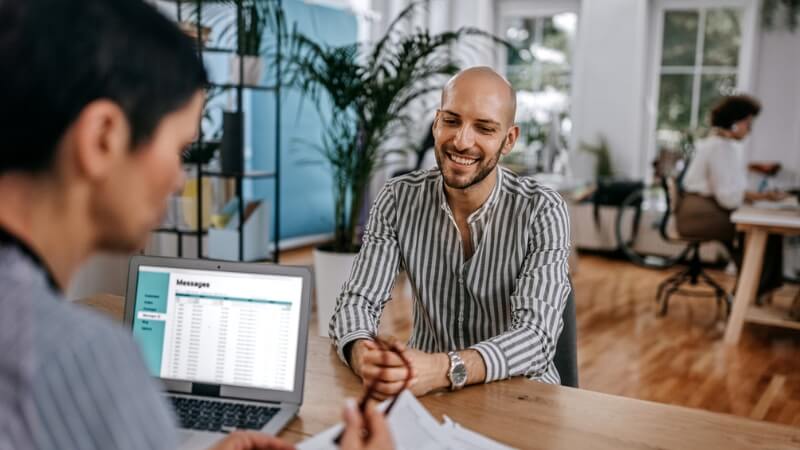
[659,175,683,242]
[554,285,578,387]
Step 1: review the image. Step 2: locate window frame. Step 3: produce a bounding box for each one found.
[495,0,582,147]
[642,0,759,177]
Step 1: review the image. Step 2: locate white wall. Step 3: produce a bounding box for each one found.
[749,29,800,185]
[570,0,650,180]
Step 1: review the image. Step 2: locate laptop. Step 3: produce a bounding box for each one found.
[123,256,312,449]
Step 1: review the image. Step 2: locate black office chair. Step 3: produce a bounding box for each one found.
[654,176,731,317]
[554,286,578,387]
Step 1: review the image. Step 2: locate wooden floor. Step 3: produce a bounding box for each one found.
[279,247,800,427]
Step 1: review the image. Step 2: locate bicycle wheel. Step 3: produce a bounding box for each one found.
[614,186,691,269]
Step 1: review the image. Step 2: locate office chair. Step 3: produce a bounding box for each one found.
[654,176,731,317]
[554,285,578,387]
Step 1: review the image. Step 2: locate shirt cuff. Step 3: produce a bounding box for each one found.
[470,341,509,383]
[334,330,375,367]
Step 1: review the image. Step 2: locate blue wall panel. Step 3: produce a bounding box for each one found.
[249,0,357,241]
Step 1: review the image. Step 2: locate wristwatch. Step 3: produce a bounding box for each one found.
[447,351,467,390]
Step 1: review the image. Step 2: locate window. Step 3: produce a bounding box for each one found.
[647,0,762,164]
[505,14,577,96]
[656,8,742,145]
[500,8,578,173]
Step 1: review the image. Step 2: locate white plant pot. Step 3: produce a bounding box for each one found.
[230,55,264,86]
[312,247,357,337]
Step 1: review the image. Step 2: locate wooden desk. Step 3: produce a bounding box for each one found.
[725,206,800,344]
[80,295,800,450]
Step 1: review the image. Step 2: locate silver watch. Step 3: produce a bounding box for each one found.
[447,351,467,390]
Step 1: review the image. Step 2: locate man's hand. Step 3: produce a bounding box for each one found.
[402,348,449,397]
[339,399,395,450]
[350,338,451,399]
[350,339,415,400]
[208,431,295,450]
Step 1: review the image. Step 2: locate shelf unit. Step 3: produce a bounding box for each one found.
[155,0,282,262]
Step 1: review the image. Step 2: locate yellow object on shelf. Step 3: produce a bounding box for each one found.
[181,177,213,230]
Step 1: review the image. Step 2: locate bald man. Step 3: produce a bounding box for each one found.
[329,66,571,398]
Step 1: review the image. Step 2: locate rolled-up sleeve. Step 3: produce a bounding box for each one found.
[328,184,402,365]
[471,192,571,383]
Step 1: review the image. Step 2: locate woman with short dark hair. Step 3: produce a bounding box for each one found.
[678,94,785,297]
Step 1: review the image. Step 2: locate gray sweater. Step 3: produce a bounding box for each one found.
[0,244,177,450]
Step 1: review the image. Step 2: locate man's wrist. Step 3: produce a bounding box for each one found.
[344,338,369,372]
[437,353,451,390]
[343,340,357,367]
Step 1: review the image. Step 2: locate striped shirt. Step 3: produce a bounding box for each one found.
[329,167,571,384]
[0,244,177,450]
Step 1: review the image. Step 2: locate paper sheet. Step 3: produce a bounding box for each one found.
[752,197,800,210]
[441,416,516,450]
[297,391,515,450]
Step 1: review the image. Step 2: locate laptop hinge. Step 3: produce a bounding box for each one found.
[192,383,221,397]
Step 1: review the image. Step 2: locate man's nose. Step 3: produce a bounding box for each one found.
[453,125,475,151]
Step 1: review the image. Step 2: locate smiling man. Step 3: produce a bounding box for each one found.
[329,66,572,398]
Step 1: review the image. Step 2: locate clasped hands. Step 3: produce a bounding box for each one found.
[349,337,450,400]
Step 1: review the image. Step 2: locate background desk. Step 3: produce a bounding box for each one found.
[80,294,800,449]
[726,206,800,344]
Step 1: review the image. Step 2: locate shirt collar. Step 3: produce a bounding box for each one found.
[438,166,504,223]
[0,227,59,293]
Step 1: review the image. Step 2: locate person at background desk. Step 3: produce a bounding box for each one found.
[678,94,786,298]
[0,1,391,449]
[329,66,571,399]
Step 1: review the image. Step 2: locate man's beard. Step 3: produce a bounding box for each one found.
[436,137,506,190]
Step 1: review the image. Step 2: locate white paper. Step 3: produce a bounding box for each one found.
[442,416,516,450]
[297,391,516,450]
[752,197,800,210]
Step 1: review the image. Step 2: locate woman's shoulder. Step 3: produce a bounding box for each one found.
[696,135,733,155]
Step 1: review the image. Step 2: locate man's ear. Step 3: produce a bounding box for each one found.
[70,100,131,180]
[502,125,520,156]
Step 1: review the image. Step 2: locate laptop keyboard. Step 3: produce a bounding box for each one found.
[169,396,279,432]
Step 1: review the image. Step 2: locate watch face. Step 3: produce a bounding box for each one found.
[453,364,467,384]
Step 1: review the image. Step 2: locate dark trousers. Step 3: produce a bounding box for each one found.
[676,193,783,296]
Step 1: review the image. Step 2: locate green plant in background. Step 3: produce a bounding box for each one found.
[580,136,614,180]
[234,0,278,56]
[763,0,800,31]
[285,2,507,253]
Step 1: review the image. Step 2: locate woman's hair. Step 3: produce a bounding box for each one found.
[710,95,762,130]
[0,0,208,174]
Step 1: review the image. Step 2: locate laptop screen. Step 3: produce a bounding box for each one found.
[131,265,304,392]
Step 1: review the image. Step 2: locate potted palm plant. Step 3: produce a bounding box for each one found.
[188,0,279,85]
[285,3,505,335]
[221,0,280,85]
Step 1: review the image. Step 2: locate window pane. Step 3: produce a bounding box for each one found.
[542,15,574,64]
[657,74,693,132]
[661,11,699,66]
[698,74,737,128]
[703,8,741,66]
[504,14,576,92]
